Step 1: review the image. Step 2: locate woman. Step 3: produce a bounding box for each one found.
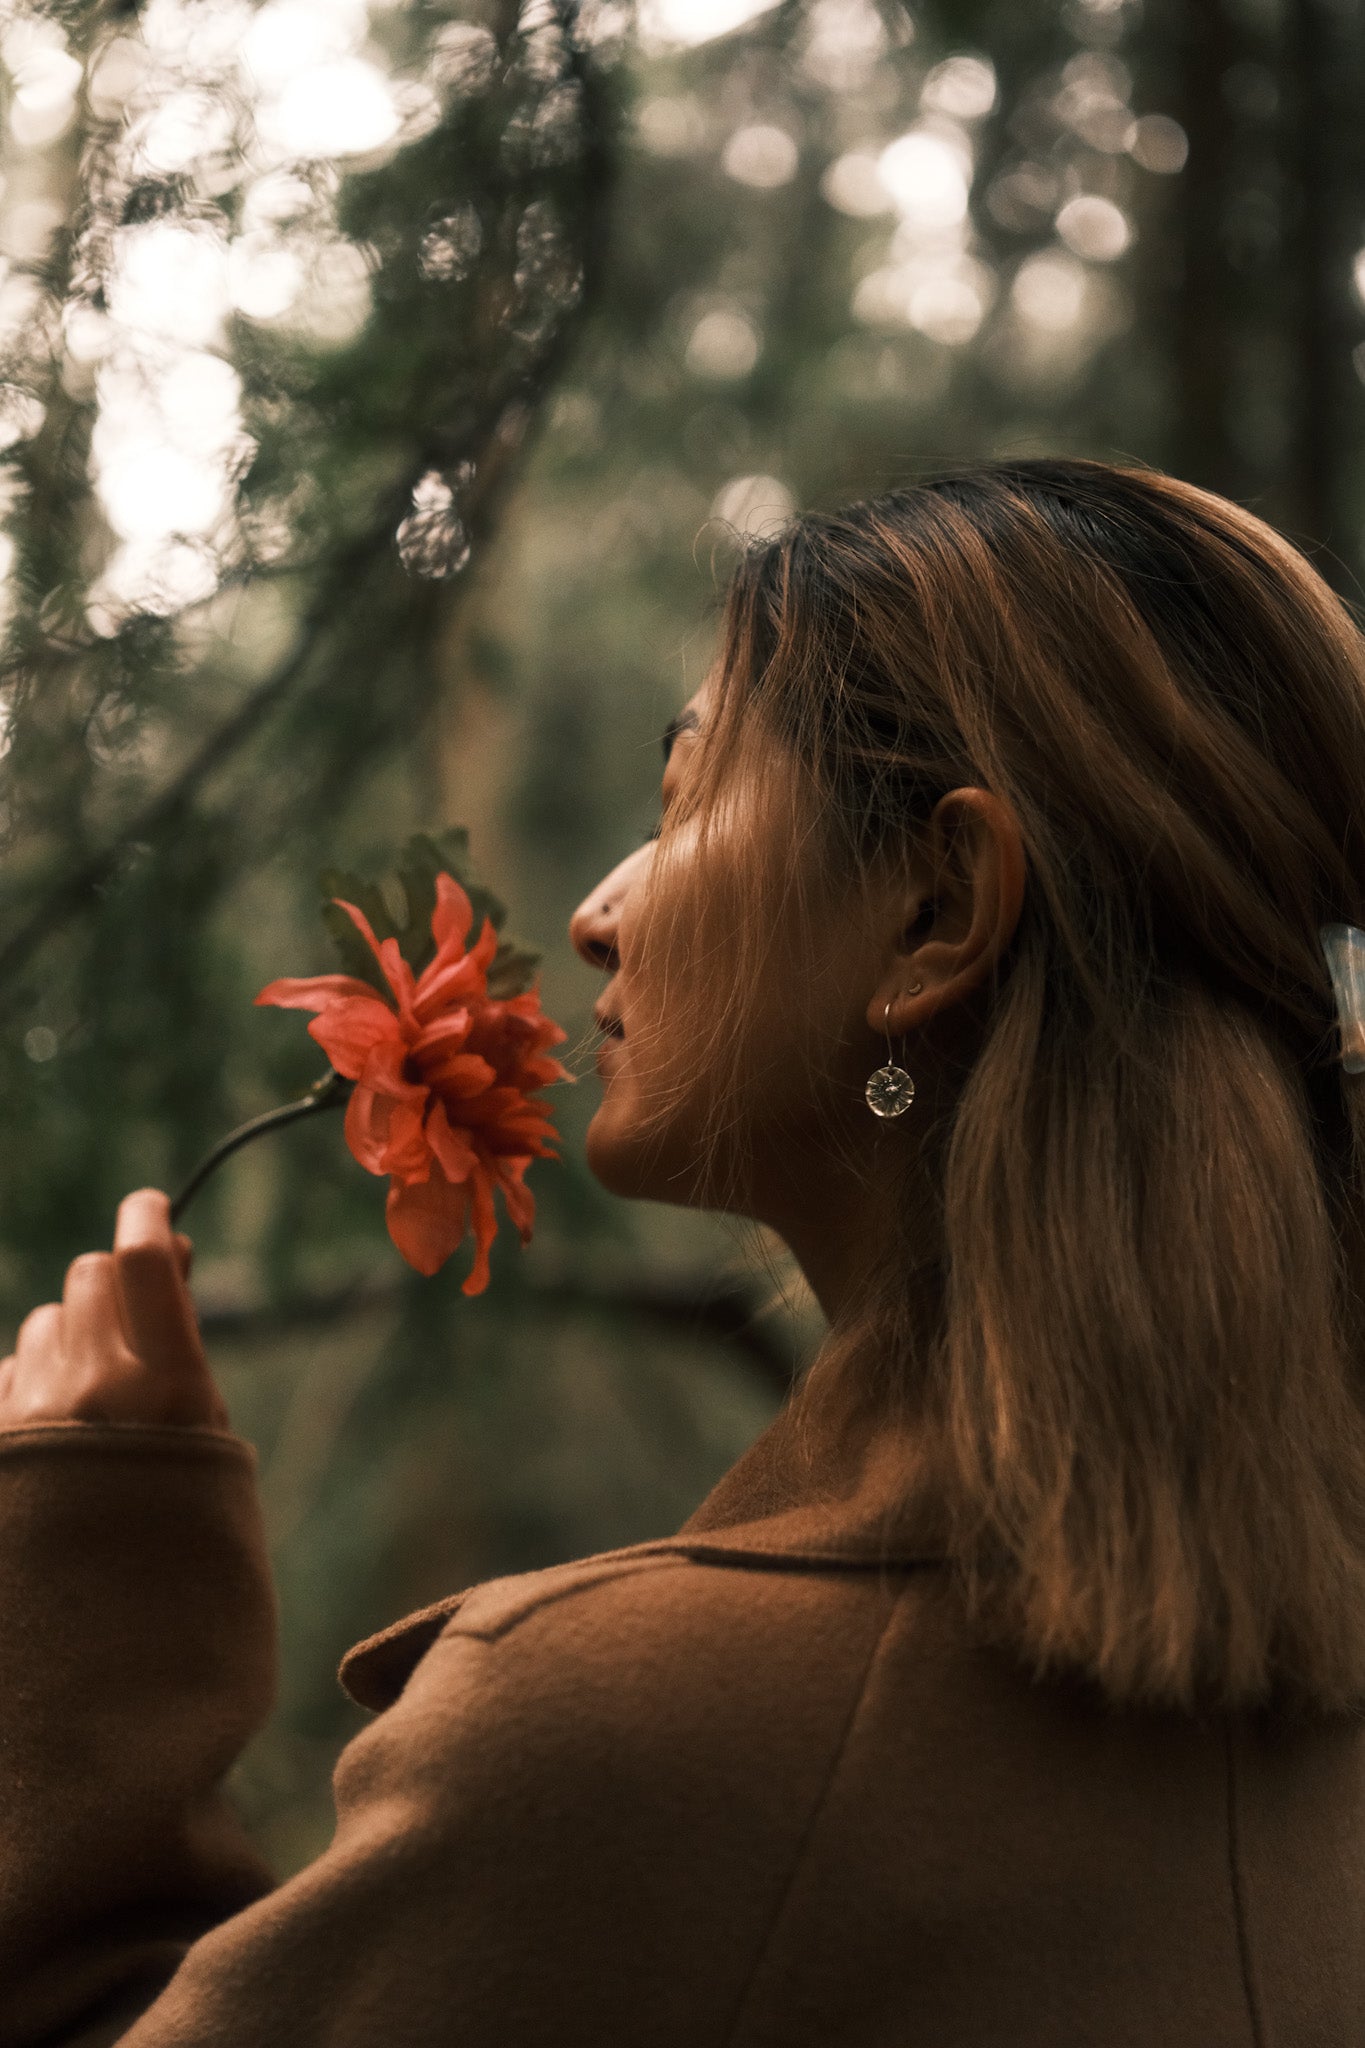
[1,457,1363,2046]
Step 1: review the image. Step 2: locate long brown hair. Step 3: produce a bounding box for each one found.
[649,457,1365,1717]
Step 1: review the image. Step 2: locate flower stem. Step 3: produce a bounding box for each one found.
[169,1068,352,1227]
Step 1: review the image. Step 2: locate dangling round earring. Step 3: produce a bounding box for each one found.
[865,985,920,1119]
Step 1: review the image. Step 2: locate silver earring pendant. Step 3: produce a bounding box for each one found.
[866,988,919,1119]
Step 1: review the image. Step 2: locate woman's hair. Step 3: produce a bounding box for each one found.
[648,456,1365,1718]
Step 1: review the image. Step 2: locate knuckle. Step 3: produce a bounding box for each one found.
[65,1357,148,1422]
[17,1302,59,1344]
[116,1241,170,1282]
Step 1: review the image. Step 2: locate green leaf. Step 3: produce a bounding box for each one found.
[393,849,441,973]
[464,883,508,935]
[486,940,542,999]
[423,825,472,873]
[319,900,391,997]
[319,867,399,941]
[317,830,528,995]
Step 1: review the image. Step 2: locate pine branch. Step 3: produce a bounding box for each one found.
[0,13,620,999]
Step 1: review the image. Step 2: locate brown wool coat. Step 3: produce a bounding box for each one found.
[0,1374,1362,2048]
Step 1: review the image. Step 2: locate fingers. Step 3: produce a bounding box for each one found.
[64,1252,137,1361]
[64,1250,141,1381]
[0,1194,227,1433]
[0,1300,68,1424]
[115,1187,176,1256]
[113,1189,208,1382]
[112,1189,229,1429]
[16,1301,64,1378]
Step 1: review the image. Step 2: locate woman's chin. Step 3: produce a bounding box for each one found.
[583,1097,657,1201]
[584,1086,706,1208]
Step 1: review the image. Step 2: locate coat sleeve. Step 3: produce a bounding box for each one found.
[0,1422,279,2046]
[0,1422,886,2048]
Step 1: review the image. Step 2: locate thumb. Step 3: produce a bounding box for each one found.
[174,1233,194,1280]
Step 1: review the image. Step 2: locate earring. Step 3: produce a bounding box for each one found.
[866,985,920,1119]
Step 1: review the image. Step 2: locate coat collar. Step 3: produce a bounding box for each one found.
[663,1359,951,1565]
[340,1360,950,1710]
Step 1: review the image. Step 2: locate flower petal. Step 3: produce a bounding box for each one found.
[356,1035,426,1101]
[461,1164,499,1296]
[496,991,569,1055]
[495,1154,536,1241]
[386,1168,469,1278]
[453,1087,558,1152]
[346,1085,424,1177]
[343,1085,387,1174]
[430,872,475,954]
[255,973,381,1013]
[410,1009,471,1058]
[412,918,500,1025]
[424,1052,497,1100]
[344,1044,429,1177]
[332,898,417,1015]
[411,878,481,1021]
[425,1098,479,1184]
[306,996,402,1080]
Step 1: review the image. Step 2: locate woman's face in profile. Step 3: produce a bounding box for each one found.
[568,683,713,1203]
[569,679,898,1221]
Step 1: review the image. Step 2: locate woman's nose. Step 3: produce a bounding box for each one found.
[569,845,646,971]
[569,872,621,971]
[569,886,616,971]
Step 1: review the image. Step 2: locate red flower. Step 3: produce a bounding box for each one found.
[256,874,569,1292]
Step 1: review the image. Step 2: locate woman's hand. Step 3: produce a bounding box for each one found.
[0,1188,230,1430]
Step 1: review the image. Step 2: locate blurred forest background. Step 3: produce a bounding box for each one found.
[0,0,1362,1870]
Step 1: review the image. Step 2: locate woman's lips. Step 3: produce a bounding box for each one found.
[594,1034,625,1072]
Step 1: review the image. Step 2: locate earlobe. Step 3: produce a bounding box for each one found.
[865,975,925,1047]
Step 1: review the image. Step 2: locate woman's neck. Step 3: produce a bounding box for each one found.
[765,1158,946,1331]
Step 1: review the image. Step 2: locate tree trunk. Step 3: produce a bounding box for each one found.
[1164,0,1245,503]
[1283,0,1365,588]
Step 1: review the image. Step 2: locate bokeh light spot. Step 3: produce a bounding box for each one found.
[1129,113,1188,174]
[1012,249,1089,330]
[878,129,971,232]
[722,124,799,189]
[821,150,894,218]
[686,308,761,380]
[710,472,796,539]
[921,55,997,122]
[1056,194,1131,262]
[258,57,401,160]
[638,0,780,48]
[107,223,231,348]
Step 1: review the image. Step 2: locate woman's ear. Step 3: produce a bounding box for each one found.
[866,786,1026,1039]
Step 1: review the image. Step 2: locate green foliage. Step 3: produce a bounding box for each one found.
[0,0,615,1315]
[317,828,541,998]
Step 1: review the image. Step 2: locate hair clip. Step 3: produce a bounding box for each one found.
[1319,924,1365,1073]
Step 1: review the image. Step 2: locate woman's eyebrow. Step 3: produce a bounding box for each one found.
[662,707,701,763]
